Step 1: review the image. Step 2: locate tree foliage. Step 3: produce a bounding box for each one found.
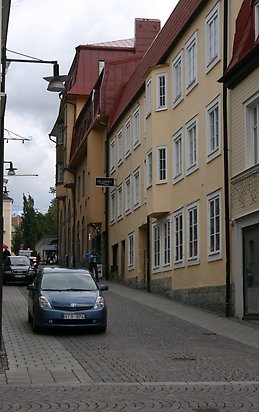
[12,189,58,254]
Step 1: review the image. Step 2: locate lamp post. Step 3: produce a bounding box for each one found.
[0,51,68,351]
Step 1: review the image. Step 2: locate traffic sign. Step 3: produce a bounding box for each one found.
[95,177,115,187]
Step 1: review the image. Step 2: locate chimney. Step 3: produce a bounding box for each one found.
[134,18,161,54]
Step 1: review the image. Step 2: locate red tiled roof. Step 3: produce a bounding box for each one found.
[228,0,257,70]
[109,0,203,128]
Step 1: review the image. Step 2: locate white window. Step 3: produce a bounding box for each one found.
[147,150,152,188]
[117,129,123,166]
[117,184,123,220]
[245,95,259,168]
[185,31,198,92]
[173,209,184,266]
[133,106,140,148]
[128,232,135,269]
[206,96,221,161]
[110,139,116,173]
[207,191,221,260]
[133,167,141,209]
[173,129,183,182]
[172,50,183,106]
[57,124,64,145]
[205,2,220,72]
[163,219,171,267]
[187,202,199,264]
[156,73,167,110]
[124,118,131,157]
[152,223,160,270]
[125,176,132,215]
[186,116,198,174]
[156,146,167,183]
[256,1,259,38]
[110,190,116,224]
[146,79,152,116]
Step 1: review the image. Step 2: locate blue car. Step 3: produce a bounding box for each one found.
[27,267,108,333]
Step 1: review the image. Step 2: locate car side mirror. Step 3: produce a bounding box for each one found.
[27,284,35,291]
[99,284,109,291]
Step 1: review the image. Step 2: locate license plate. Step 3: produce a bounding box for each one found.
[15,275,25,278]
[63,314,85,320]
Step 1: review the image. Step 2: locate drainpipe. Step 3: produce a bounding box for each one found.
[147,216,151,292]
[223,0,231,317]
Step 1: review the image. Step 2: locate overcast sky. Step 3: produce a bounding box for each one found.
[4,0,179,215]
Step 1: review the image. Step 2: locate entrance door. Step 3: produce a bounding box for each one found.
[243,224,259,317]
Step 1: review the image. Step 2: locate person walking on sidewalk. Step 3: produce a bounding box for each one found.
[89,250,99,282]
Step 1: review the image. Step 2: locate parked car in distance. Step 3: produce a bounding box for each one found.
[27,267,108,333]
[3,255,37,285]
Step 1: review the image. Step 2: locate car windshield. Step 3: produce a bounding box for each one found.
[41,271,97,291]
[9,256,30,266]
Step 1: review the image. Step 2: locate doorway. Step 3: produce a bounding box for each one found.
[243,223,259,317]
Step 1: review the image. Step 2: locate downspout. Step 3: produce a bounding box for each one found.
[147,216,151,292]
[223,0,231,317]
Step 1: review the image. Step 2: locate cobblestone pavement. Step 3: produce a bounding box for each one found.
[0,283,259,411]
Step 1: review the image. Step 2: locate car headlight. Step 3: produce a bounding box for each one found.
[39,295,52,309]
[94,296,105,309]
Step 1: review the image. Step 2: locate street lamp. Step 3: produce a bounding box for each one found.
[0,48,67,351]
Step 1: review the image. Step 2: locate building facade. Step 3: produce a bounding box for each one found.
[52,0,259,318]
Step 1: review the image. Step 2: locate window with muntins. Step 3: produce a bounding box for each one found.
[128,232,135,268]
[205,2,220,72]
[110,139,116,173]
[133,168,140,209]
[146,79,152,116]
[206,96,220,161]
[207,191,221,259]
[156,73,167,110]
[124,118,131,157]
[133,107,140,148]
[173,129,183,182]
[153,224,160,269]
[172,51,183,105]
[147,150,152,188]
[173,210,184,266]
[245,96,259,168]
[163,219,171,267]
[157,146,167,183]
[56,162,64,184]
[186,117,198,174]
[125,176,132,215]
[117,184,123,220]
[110,190,115,224]
[185,32,198,92]
[187,202,199,263]
[117,129,123,166]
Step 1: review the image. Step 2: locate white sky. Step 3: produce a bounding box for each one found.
[4,0,179,215]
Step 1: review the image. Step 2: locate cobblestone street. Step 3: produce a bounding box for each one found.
[0,282,259,411]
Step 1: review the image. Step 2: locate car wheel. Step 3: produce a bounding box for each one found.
[96,325,107,333]
[27,310,32,323]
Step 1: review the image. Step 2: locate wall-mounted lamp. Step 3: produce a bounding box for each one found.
[6,50,69,93]
[4,161,17,175]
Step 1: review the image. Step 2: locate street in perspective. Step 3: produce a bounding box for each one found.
[0,281,259,411]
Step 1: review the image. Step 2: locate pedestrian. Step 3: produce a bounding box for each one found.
[3,246,11,263]
[89,250,99,282]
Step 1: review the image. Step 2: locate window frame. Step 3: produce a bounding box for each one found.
[156,145,168,183]
[172,50,183,107]
[117,128,123,166]
[117,184,123,221]
[110,138,116,174]
[125,175,132,215]
[245,93,259,168]
[146,79,152,117]
[207,190,222,261]
[110,190,116,225]
[124,117,131,158]
[206,95,221,162]
[255,0,259,39]
[186,116,198,175]
[133,106,141,148]
[133,167,141,209]
[186,201,199,265]
[146,149,152,188]
[185,31,198,93]
[205,2,220,73]
[173,208,184,268]
[173,129,184,183]
[156,73,167,111]
[128,232,135,269]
